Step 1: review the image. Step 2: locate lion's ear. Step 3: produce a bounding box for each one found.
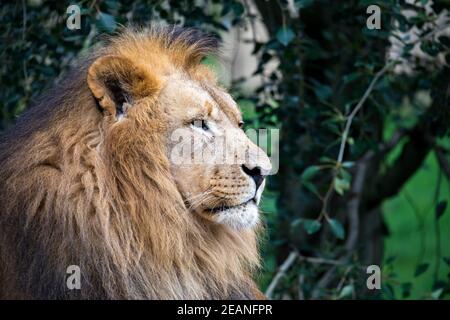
[87,55,160,117]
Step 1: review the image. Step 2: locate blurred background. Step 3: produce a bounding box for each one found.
[1,0,449,299]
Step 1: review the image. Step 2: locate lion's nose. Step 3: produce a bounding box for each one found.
[241,165,265,190]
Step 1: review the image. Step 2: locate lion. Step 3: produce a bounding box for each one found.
[0,26,272,299]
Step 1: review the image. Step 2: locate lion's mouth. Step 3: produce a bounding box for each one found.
[206,199,256,214]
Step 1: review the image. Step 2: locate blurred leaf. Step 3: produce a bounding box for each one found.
[339,168,352,182]
[105,0,120,11]
[303,181,319,196]
[302,219,322,235]
[420,41,441,57]
[381,283,395,300]
[294,0,314,9]
[338,284,354,299]
[386,255,397,264]
[276,27,295,46]
[341,161,354,168]
[301,165,320,181]
[435,200,447,219]
[414,263,429,277]
[343,72,361,85]
[382,283,395,300]
[231,2,245,17]
[401,282,412,298]
[333,176,350,195]
[431,288,444,300]
[327,218,345,239]
[238,99,257,121]
[97,12,116,33]
[319,156,336,164]
[443,257,450,266]
[312,81,332,101]
[347,137,355,145]
[267,97,279,109]
[291,218,303,228]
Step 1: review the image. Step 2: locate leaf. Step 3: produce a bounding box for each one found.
[231,2,245,17]
[327,218,345,239]
[276,27,295,46]
[294,0,314,9]
[105,0,120,11]
[97,12,116,33]
[319,156,336,164]
[302,219,322,235]
[238,99,256,121]
[403,43,414,54]
[386,255,396,264]
[333,176,350,195]
[301,165,320,181]
[414,263,429,277]
[266,97,279,109]
[338,284,354,299]
[420,41,440,57]
[291,218,303,228]
[401,282,412,298]
[343,72,360,85]
[431,288,444,300]
[341,161,354,168]
[382,283,395,300]
[312,82,332,101]
[347,137,355,145]
[443,257,450,266]
[339,168,352,183]
[303,181,319,196]
[435,200,447,219]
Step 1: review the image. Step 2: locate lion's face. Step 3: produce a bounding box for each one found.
[86,32,271,231]
[161,74,271,230]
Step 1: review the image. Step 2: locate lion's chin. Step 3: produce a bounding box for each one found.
[201,200,259,231]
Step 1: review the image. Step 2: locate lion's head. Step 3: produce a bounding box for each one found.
[87,28,271,231]
[0,26,271,299]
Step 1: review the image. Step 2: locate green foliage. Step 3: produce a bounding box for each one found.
[276,27,295,46]
[327,218,345,240]
[436,201,447,219]
[293,218,322,235]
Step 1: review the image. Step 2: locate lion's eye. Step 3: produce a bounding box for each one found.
[191,119,209,131]
[238,121,244,129]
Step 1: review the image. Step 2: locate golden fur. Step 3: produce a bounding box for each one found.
[0,26,265,299]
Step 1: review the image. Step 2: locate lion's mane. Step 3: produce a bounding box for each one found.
[0,26,261,299]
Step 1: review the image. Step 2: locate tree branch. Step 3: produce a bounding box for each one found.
[265,251,298,299]
[337,61,396,164]
[365,127,431,212]
[311,159,367,298]
[363,68,449,211]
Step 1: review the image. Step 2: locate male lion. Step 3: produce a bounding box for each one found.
[0,26,271,299]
